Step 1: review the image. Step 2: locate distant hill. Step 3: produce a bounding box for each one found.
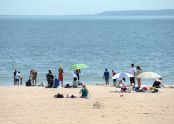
[97,9,174,16]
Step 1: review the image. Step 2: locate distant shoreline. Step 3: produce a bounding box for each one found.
[0,9,174,17]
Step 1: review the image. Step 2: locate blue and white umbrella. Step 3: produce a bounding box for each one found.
[112,73,133,79]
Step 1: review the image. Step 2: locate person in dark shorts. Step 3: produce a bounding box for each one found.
[130,64,136,88]
[14,70,17,85]
[103,68,110,85]
[46,70,54,88]
[112,70,116,86]
[15,71,20,85]
[76,69,81,80]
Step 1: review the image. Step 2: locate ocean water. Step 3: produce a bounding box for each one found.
[0,15,174,86]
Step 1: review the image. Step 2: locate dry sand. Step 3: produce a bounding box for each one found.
[0,85,174,124]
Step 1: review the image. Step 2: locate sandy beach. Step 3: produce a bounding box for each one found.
[0,85,174,124]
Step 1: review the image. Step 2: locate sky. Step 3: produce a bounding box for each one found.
[0,0,174,15]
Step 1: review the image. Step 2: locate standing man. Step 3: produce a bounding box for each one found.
[46,70,54,88]
[103,68,110,85]
[130,64,136,88]
[15,71,20,85]
[33,71,37,86]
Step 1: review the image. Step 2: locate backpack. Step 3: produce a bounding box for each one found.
[26,80,31,86]
[53,78,59,88]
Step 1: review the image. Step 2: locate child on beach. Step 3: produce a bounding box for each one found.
[79,85,89,98]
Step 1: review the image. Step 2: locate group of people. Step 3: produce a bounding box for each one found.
[103,64,142,88]
[45,66,81,88]
[13,70,22,85]
[103,64,164,89]
[14,63,164,90]
[54,84,89,98]
[14,65,82,88]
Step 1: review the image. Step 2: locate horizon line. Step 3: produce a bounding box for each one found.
[0,9,174,16]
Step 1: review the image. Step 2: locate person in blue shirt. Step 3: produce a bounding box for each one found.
[103,68,110,85]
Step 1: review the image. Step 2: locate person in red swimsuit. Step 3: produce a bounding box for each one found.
[58,66,64,86]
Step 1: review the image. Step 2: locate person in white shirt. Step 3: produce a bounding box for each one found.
[130,64,136,88]
[72,77,78,88]
[15,71,20,85]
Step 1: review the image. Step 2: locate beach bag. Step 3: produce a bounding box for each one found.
[65,84,71,88]
[135,87,139,91]
[26,80,31,86]
[54,93,64,98]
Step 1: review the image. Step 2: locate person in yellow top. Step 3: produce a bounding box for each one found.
[58,66,64,86]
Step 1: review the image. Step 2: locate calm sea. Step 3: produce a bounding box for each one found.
[0,15,174,86]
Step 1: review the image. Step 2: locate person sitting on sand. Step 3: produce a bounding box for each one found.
[118,78,126,88]
[72,77,78,88]
[79,85,89,98]
[153,78,165,88]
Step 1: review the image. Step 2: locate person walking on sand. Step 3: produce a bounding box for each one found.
[112,70,117,86]
[58,66,63,86]
[136,66,142,88]
[103,68,110,85]
[130,64,136,88]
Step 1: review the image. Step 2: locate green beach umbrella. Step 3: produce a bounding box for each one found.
[137,72,161,79]
[69,64,88,70]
